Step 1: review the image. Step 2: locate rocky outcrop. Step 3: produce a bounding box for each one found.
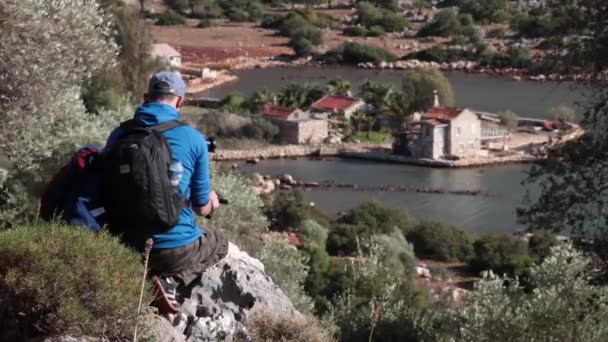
[168,243,297,341]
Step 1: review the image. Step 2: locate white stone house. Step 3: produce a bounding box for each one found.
[309,95,366,119]
[261,104,328,145]
[151,43,181,68]
[414,107,482,159]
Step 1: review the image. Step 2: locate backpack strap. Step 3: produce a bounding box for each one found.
[119,119,186,133]
[150,120,186,133]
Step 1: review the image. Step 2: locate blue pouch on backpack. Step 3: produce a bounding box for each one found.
[39,146,105,231]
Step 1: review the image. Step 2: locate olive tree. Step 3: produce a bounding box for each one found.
[438,244,608,342]
[0,0,126,227]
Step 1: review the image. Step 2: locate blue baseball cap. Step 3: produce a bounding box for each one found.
[148,71,186,97]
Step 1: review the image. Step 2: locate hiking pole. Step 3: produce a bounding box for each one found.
[133,238,154,342]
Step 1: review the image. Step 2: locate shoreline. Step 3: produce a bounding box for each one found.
[190,56,593,88]
[213,144,541,168]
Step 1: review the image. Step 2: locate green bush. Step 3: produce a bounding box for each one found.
[241,118,280,142]
[327,200,413,255]
[368,25,386,37]
[407,46,477,63]
[343,26,370,37]
[156,9,187,26]
[480,47,531,68]
[407,221,475,262]
[0,224,149,340]
[470,233,535,276]
[258,233,314,313]
[323,42,398,65]
[326,240,425,342]
[197,18,217,28]
[163,0,189,12]
[438,244,608,341]
[265,190,309,230]
[528,230,559,260]
[290,36,314,56]
[293,7,338,29]
[220,0,265,22]
[357,2,407,33]
[202,170,269,254]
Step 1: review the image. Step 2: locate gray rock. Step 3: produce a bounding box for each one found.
[177,243,296,341]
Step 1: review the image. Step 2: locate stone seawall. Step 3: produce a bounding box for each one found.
[213,144,540,167]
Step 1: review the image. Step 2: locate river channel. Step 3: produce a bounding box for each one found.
[209,66,590,235]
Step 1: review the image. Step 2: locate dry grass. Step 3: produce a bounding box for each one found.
[248,308,334,342]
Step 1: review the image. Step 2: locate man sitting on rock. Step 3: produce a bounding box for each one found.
[104,71,228,314]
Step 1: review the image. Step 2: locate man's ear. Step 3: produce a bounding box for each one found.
[143,93,150,103]
[176,96,184,109]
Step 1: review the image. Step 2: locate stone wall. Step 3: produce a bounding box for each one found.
[296,120,328,144]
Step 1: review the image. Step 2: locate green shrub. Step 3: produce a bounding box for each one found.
[299,220,331,302]
[290,36,314,56]
[368,25,386,37]
[323,42,398,65]
[202,170,269,254]
[260,14,283,29]
[528,230,559,260]
[241,118,280,142]
[220,0,265,22]
[220,92,247,113]
[265,190,309,230]
[407,46,478,63]
[258,233,314,313]
[358,2,407,33]
[163,0,189,12]
[438,244,608,341]
[156,9,187,26]
[197,18,217,28]
[407,221,475,262]
[327,200,413,255]
[293,7,338,29]
[0,223,149,340]
[326,240,425,342]
[343,26,369,37]
[480,47,531,68]
[470,233,535,276]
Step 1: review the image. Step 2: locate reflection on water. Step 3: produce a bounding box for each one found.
[231,158,534,236]
[206,66,590,119]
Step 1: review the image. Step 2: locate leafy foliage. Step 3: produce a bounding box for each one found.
[357,2,408,33]
[201,170,269,253]
[322,43,398,64]
[418,8,476,37]
[470,234,535,276]
[258,233,314,312]
[326,241,425,342]
[407,221,475,262]
[438,244,608,342]
[277,83,324,108]
[0,0,131,228]
[0,223,149,340]
[156,9,187,25]
[327,200,413,256]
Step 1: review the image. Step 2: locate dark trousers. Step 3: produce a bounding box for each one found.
[149,228,228,286]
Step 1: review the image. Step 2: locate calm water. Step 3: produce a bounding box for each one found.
[206,66,590,119]
[233,158,533,236]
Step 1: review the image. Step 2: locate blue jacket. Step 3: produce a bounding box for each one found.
[106,102,210,249]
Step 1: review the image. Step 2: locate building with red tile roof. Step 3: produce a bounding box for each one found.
[309,95,366,119]
[413,105,482,160]
[262,104,301,120]
[261,104,328,145]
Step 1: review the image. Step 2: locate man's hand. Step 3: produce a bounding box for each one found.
[197,191,220,217]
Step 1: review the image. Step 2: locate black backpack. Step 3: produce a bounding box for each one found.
[102,119,186,236]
